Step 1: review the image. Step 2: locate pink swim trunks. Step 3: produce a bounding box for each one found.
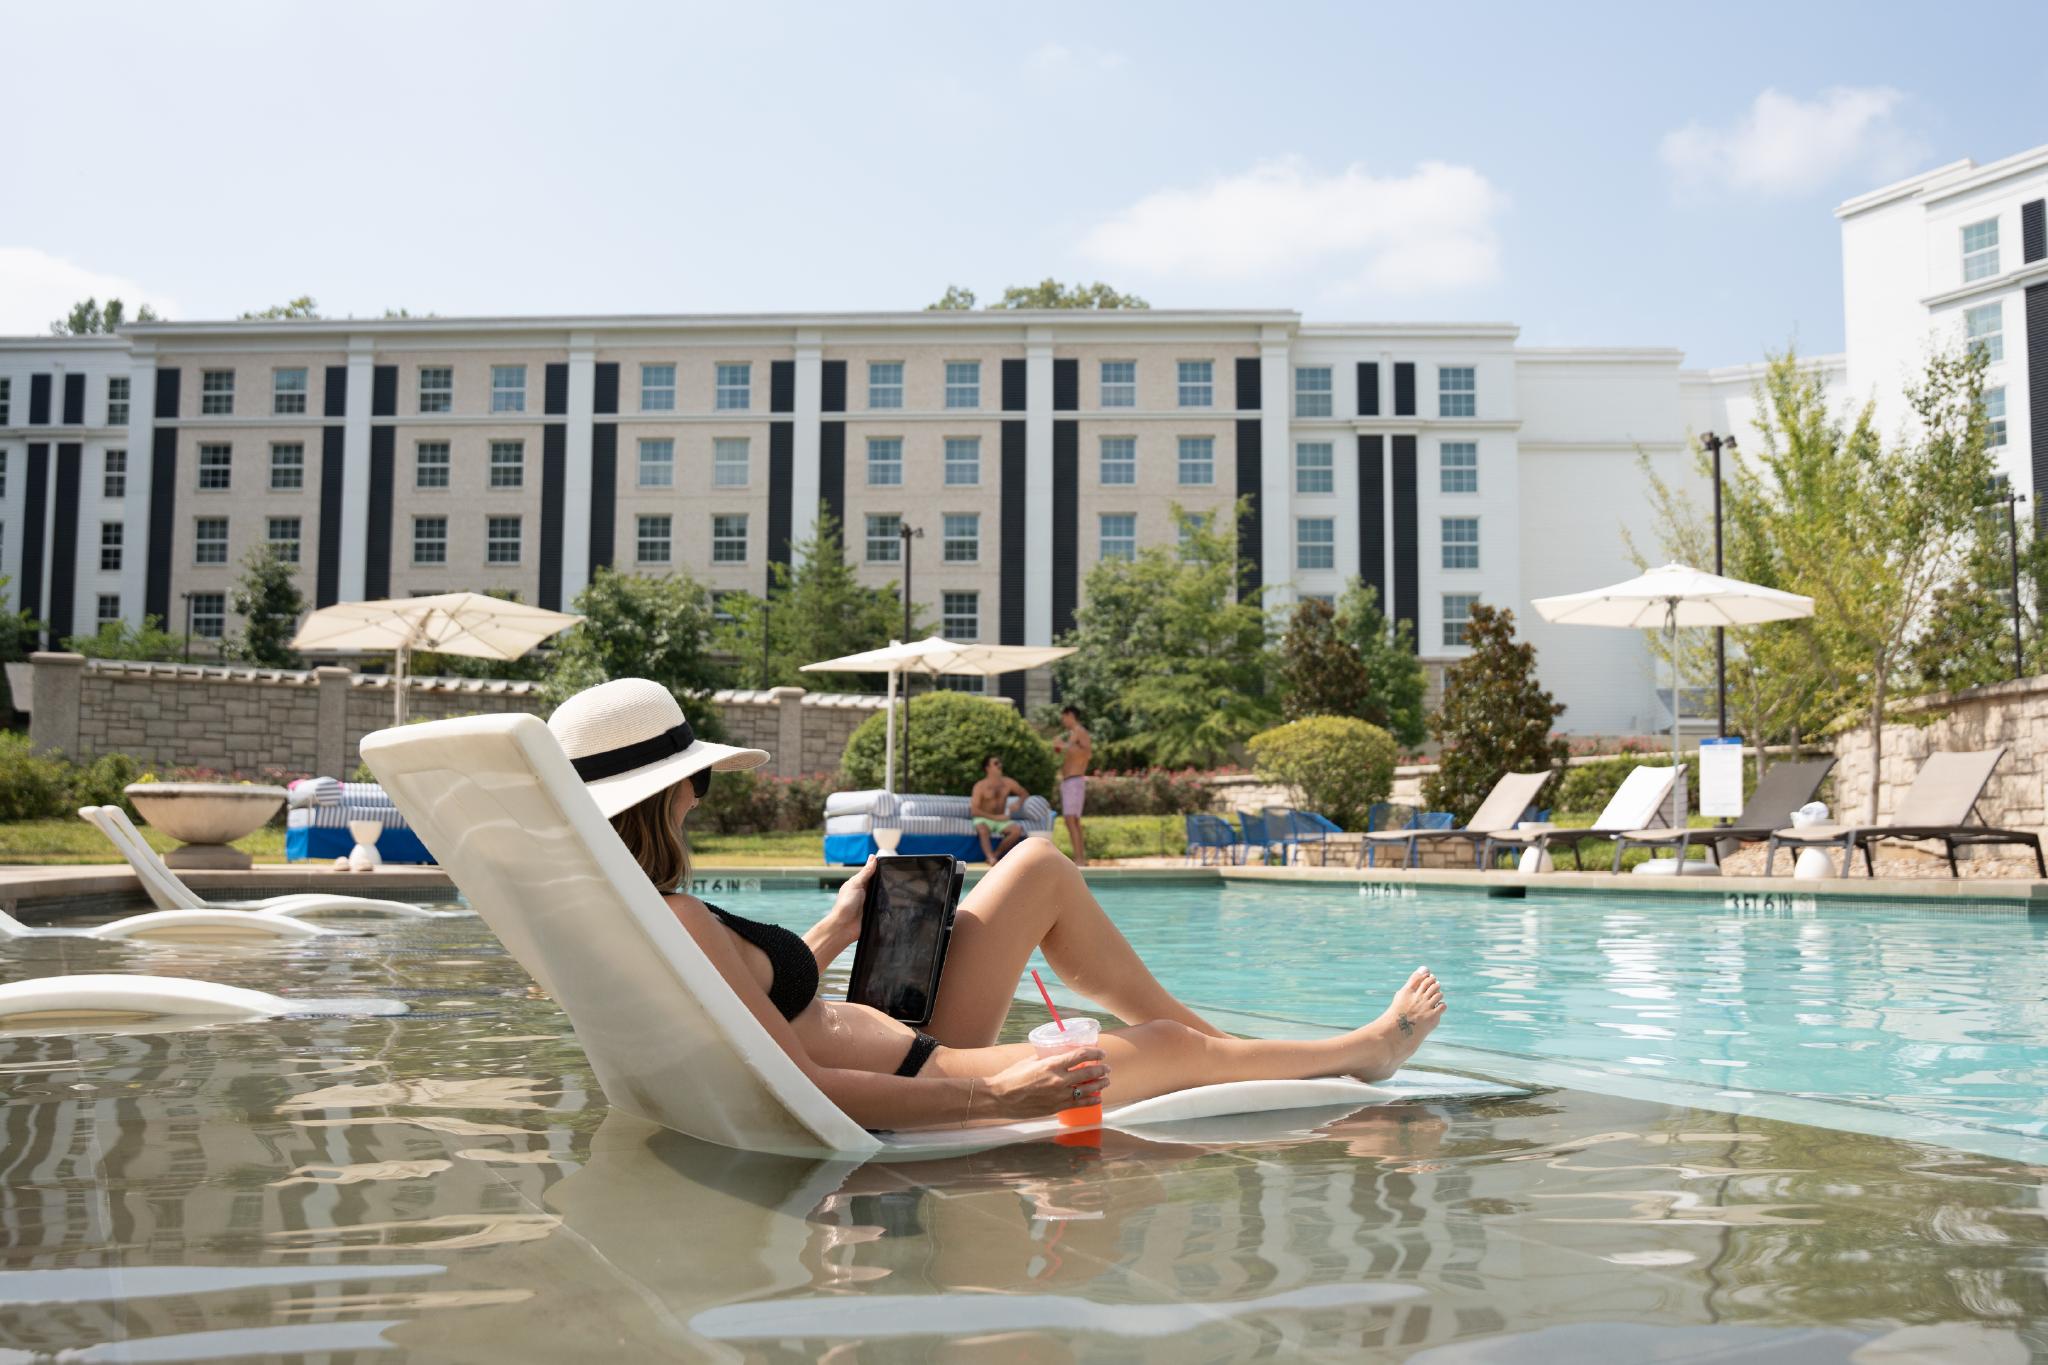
[1060,775,1086,817]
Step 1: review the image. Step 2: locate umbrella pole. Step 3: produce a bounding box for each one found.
[883,668,897,794]
[1668,602,1681,830]
[394,641,408,727]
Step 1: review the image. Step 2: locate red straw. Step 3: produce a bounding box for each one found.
[1030,969,1067,1031]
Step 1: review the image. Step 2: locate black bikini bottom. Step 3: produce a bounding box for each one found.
[896,1031,941,1077]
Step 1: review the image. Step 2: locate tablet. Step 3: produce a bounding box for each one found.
[844,855,965,1026]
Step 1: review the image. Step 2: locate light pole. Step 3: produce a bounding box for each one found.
[1986,475,2027,680]
[899,522,924,789]
[1700,431,1737,737]
[181,592,194,663]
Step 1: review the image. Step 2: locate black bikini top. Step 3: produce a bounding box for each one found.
[704,902,818,1022]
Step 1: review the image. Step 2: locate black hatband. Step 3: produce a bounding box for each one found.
[570,721,696,782]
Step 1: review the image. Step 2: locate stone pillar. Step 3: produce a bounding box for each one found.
[27,652,84,756]
[315,667,353,779]
[769,686,805,777]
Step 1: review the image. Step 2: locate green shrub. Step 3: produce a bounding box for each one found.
[1065,768,1218,816]
[1246,715,1398,831]
[693,769,832,835]
[0,734,149,821]
[841,691,1057,797]
[1554,754,1752,819]
[71,752,147,818]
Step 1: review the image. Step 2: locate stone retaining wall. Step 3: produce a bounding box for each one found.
[1830,674,2048,837]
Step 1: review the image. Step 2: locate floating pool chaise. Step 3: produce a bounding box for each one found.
[0,973,408,1032]
[360,712,1518,1160]
[0,906,339,942]
[77,805,467,919]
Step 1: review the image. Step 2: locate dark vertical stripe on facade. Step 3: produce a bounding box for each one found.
[589,425,617,576]
[19,446,48,641]
[1393,364,1416,417]
[364,429,394,599]
[543,364,568,417]
[61,375,85,425]
[2028,285,2048,526]
[371,365,398,418]
[1235,357,1262,412]
[155,368,181,420]
[999,420,1027,705]
[1357,362,1380,416]
[145,430,177,623]
[1235,420,1263,598]
[1391,435,1419,642]
[2023,200,2046,264]
[821,361,847,413]
[47,445,80,645]
[28,376,50,425]
[769,362,795,414]
[767,423,794,589]
[1053,359,1079,411]
[316,428,345,608]
[539,426,566,610]
[323,366,346,417]
[1052,421,1079,639]
[1001,359,1026,412]
[819,422,846,533]
[1358,435,1386,608]
[594,363,619,415]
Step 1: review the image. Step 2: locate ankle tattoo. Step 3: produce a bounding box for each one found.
[1397,1014,1414,1036]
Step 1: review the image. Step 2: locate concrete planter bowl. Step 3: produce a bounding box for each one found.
[125,783,288,871]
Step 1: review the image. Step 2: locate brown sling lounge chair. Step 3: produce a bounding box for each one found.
[1611,757,1835,870]
[1359,770,1553,870]
[1762,748,2044,878]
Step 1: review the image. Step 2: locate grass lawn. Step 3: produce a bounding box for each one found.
[0,818,290,865]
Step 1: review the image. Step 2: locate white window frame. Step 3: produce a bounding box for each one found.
[96,593,121,625]
[1438,366,1476,418]
[1985,386,2007,447]
[1099,513,1137,562]
[1965,302,2004,364]
[866,514,902,563]
[1177,360,1213,408]
[868,361,904,410]
[272,367,308,415]
[268,443,304,492]
[711,513,749,563]
[1100,435,1136,486]
[640,363,676,412]
[1,377,13,425]
[1295,441,1334,495]
[103,449,127,500]
[713,437,749,488]
[106,376,129,426]
[1442,594,1479,648]
[415,441,450,489]
[99,521,123,572]
[197,444,232,491]
[267,515,302,564]
[638,438,675,489]
[1294,366,1332,418]
[636,513,673,565]
[1177,435,1215,486]
[866,436,903,486]
[486,515,523,564]
[200,369,235,415]
[1440,440,1478,494]
[1962,218,2000,282]
[944,361,981,410]
[413,516,448,565]
[1441,516,1480,570]
[490,365,527,413]
[943,436,980,487]
[941,590,980,640]
[942,512,979,563]
[489,440,525,489]
[1296,517,1335,570]
[714,363,751,411]
[190,592,226,639]
[194,516,230,565]
[1100,360,1136,408]
[419,367,453,413]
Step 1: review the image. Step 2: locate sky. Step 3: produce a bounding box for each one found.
[4,0,2045,366]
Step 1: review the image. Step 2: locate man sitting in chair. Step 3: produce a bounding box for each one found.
[970,754,1030,864]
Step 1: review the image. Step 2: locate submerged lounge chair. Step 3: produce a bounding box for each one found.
[0,974,406,1034]
[1360,771,1553,870]
[361,713,1519,1160]
[79,805,464,920]
[1481,764,1681,872]
[1611,757,1835,870]
[0,906,338,942]
[1763,748,2046,878]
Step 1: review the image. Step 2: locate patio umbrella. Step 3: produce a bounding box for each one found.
[800,637,1076,793]
[1530,563,1814,826]
[290,592,582,725]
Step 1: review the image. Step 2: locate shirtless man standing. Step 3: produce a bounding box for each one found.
[969,754,1029,864]
[1053,705,1092,867]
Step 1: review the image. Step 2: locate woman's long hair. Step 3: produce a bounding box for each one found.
[611,782,688,891]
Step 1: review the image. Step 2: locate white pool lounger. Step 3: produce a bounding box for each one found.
[362,713,1522,1160]
[0,973,408,1033]
[0,906,339,942]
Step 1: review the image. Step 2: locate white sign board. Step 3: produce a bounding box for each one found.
[1699,738,1744,819]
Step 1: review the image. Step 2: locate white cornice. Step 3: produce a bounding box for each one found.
[1515,347,1686,365]
[1835,158,1977,219]
[1920,260,2048,310]
[1678,354,1846,384]
[1299,321,1520,341]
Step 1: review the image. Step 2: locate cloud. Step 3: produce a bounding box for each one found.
[0,247,173,334]
[1078,157,1506,294]
[1658,87,1928,196]
[1026,43,1127,77]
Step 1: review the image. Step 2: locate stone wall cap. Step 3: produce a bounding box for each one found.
[29,652,87,666]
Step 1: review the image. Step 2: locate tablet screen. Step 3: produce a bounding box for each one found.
[846,855,960,1024]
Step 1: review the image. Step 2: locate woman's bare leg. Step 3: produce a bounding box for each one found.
[926,837,1223,1048]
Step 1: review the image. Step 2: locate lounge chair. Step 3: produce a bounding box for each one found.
[0,906,339,942]
[1263,807,1341,866]
[1480,764,1681,872]
[79,805,465,919]
[1361,771,1553,870]
[0,974,405,1035]
[1611,757,1835,869]
[1763,748,2045,878]
[361,712,1520,1159]
[1185,813,1244,865]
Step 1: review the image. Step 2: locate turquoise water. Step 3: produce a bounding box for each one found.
[736,880,2048,1157]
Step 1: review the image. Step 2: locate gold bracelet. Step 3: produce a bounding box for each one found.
[966,1079,976,1122]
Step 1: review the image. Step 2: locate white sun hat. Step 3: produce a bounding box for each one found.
[548,679,769,819]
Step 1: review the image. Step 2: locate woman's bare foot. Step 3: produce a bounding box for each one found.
[1342,967,1447,1081]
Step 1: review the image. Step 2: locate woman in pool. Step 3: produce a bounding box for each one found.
[551,678,1447,1129]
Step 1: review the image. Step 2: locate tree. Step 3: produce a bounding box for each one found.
[715,510,916,691]
[1276,598,1371,721]
[240,296,321,320]
[1336,581,1429,748]
[1908,487,2048,691]
[229,545,305,667]
[544,567,729,738]
[994,279,1149,310]
[64,617,186,662]
[50,297,159,335]
[0,577,42,716]
[1422,604,1569,823]
[927,285,977,311]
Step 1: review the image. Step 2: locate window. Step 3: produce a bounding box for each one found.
[1442,594,1478,647]
[1962,218,2000,282]
[0,451,6,497]
[1177,360,1213,407]
[1440,441,1478,493]
[1099,513,1137,562]
[486,515,522,564]
[868,362,904,410]
[636,514,672,564]
[419,367,453,413]
[489,440,525,488]
[714,363,751,411]
[97,594,120,625]
[867,436,903,486]
[1966,302,2004,364]
[942,591,980,640]
[640,363,676,412]
[1295,441,1333,494]
[200,369,234,415]
[1178,436,1214,486]
[1295,367,1332,418]
[103,449,127,500]
[1985,387,2007,447]
[1101,360,1136,408]
[413,516,448,565]
[1439,366,1476,418]
[0,377,10,425]
[107,376,129,426]
[195,517,229,565]
[713,437,748,487]
[1297,517,1335,570]
[944,361,980,409]
[491,365,527,413]
[273,368,308,415]
[268,516,302,564]
[99,522,123,572]
[198,444,232,491]
[866,514,902,563]
[190,592,226,639]
[1177,511,1202,554]
[1100,436,1136,485]
[638,438,675,488]
[1442,517,1479,570]
[415,441,449,489]
[944,437,980,486]
[711,514,748,563]
[270,443,304,491]
[942,512,979,563]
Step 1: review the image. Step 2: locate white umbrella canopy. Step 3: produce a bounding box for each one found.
[290,592,582,724]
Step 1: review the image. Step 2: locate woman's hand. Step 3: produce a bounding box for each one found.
[985,1047,1110,1120]
[825,858,876,933]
